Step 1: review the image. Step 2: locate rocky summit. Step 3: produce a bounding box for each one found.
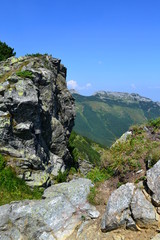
[0,54,75,187]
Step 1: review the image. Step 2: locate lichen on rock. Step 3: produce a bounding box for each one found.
[0,54,75,187]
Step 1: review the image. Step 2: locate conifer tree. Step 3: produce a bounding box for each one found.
[0,41,16,61]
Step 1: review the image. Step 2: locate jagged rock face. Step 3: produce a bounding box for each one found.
[0,55,75,187]
[0,178,99,240]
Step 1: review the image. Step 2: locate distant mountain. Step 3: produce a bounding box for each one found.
[72,91,160,146]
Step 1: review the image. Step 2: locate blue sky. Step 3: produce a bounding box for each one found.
[1,0,160,101]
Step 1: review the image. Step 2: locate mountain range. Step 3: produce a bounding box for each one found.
[72,91,160,146]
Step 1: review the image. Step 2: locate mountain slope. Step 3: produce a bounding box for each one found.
[73,91,160,146]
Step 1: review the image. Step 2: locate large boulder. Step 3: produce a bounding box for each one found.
[147,160,160,206]
[0,178,99,240]
[0,55,75,187]
[101,183,137,232]
[131,189,158,228]
[101,183,159,232]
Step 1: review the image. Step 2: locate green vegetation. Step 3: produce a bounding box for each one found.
[101,121,160,177]
[0,41,16,61]
[86,117,160,204]
[73,93,160,146]
[68,131,105,166]
[87,186,97,205]
[148,117,160,130]
[16,70,33,79]
[0,154,43,206]
[87,167,110,183]
[26,53,43,57]
[55,170,68,183]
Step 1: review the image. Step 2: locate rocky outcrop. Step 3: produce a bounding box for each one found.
[147,160,160,206]
[101,183,137,231]
[0,55,75,187]
[0,178,99,240]
[111,131,132,147]
[101,161,160,232]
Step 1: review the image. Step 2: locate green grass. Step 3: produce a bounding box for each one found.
[16,70,33,79]
[25,53,46,57]
[55,170,68,183]
[148,117,160,129]
[87,186,97,205]
[101,121,160,177]
[0,154,43,206]
[87,167,110,183]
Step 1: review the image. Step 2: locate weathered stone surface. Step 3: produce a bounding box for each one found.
[78,159,93,176]
[0,55,75,187]
[101,181,159,232]
[151,234,160,240]
[101,183,136,231]
[111,131,132,147]
[0,178,99,240]
[147,160,160,206]
[131,189,158,228]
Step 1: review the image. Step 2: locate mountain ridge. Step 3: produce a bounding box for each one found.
[71,90,160,146]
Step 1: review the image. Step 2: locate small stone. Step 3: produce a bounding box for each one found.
[88,209,100,219]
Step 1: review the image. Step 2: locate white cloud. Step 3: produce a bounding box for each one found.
[67,80,92,90]
[67,80,78,89]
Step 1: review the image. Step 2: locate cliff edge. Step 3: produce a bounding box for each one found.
[0,54,75,187]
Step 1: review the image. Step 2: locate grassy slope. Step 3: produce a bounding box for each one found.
[86,118,160,204]
[99,117,160,182]
[68,131,106,166]
[0,155,43,206]
[73,94,160,146]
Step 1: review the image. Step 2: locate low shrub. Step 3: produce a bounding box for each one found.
[87,167,109,183]
[55,170,68,183]
[16,70,33,79]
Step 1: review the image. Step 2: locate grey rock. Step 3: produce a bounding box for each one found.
[42,178,93,205]
[0,55,75,187]
[78,159,94,176]
[131,189,158,228]
[147,160,160,206]
[0,178,99,240]
[152,234,160,240]
[112,131,132,147]
[101,181,159,232]
[88,209,100,219]
[101,183,136,231]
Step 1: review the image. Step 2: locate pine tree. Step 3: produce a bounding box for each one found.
[0,41,16,61]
